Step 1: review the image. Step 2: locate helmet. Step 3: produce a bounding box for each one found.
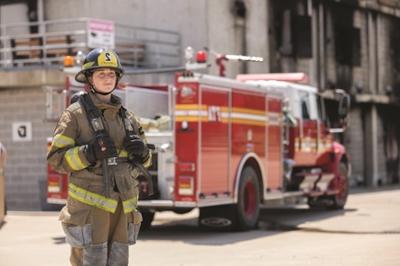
[75,48,124,84]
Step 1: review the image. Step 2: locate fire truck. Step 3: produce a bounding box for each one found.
[47,49,350,231]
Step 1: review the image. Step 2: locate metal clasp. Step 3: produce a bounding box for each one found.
[107,157,118,166]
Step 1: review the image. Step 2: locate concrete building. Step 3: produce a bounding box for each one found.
[0,0,399,210]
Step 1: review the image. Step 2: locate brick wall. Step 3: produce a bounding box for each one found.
[0,87,56,210]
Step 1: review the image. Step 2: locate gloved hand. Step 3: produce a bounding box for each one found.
[124,135,150,164]
[85,134,118,164]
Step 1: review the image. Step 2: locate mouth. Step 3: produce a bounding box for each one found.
[103,82,114,87]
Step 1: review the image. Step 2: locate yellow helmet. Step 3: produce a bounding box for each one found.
[75,48,124,83]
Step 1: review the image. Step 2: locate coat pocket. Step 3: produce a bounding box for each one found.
[62,223,92,248]
[114,163,137,194]
[59,197,91,226]
[127,210,142,245]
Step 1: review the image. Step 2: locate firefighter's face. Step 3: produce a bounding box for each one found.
[91,68,117,93]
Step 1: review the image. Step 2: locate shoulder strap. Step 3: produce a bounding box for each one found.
[79,93,106,135]
[119,106,140,137]
[79,93,113,197]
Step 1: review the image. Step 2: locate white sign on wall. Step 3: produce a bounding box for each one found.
[12,122,32,142]
[87,19,115,49]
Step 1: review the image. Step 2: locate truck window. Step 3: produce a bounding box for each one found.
[300,94,310,120]
[317,95,327,123]
[308,93,319,120]
[300,92,318,120]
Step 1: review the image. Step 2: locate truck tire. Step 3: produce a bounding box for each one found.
[198,166,260,231]
[140,211,155,230]
[234,166,260,230]
[308,161,349,210]
[329,161,349,210]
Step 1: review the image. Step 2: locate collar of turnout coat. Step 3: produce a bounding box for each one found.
[89,91,122,114]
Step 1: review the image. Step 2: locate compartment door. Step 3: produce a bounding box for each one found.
[200,87,229,195]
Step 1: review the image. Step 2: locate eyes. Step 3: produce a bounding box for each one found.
[94,71,117,80]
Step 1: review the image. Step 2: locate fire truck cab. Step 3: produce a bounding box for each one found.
[47,52,350,231]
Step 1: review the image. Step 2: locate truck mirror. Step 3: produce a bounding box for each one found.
[335,89,350,119]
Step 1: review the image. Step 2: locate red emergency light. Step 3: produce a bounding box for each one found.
[236,72,309,84]
[196,50,207,63]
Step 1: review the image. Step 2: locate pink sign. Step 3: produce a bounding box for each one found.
[87,19,115,49]
[89,19,114,32]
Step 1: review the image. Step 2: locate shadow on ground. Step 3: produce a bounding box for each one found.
[0,221,5,230]
[139,207,357,246]
[49,186,400,246]
[52,236,66,245]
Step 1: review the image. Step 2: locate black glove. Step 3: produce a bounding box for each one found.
[85,134,118,164]
[124,135,150,164]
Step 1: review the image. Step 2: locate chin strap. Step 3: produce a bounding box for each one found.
[91,86,116,95]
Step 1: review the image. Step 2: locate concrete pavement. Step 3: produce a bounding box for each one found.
[0,187,399,266]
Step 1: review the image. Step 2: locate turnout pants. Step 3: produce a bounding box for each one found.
[60,198,142,266]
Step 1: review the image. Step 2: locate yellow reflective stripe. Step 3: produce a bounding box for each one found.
[53,134,75,148]
[176,104,208,111]
[83,61,94,69]
[68,183,118,213]
[119,149,128,158]
[65,147,88,171]
[122,196,138,213]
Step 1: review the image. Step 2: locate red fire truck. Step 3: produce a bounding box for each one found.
[47,50,350,230]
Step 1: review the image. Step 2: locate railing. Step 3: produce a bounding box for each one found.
[0,17,182,69]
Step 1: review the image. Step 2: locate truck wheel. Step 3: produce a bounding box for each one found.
[234,166,260,230]
[198,166,260,231]
[308,161,349,210]
[329,161,349,210]
[140,211,155,230]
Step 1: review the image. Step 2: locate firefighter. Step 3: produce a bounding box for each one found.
[47,48,151,266]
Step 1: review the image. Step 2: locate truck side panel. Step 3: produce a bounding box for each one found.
[199,86,229,196]
[231,90,266,193]
[266,97,283,190]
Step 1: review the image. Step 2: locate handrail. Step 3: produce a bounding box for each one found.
[0,30,87,41]
[0,17,182,69]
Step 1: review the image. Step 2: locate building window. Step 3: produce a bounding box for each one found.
[390,19,400,95]
[334,24,361,66]
[273,0,312,58]
[293,15,312,58]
